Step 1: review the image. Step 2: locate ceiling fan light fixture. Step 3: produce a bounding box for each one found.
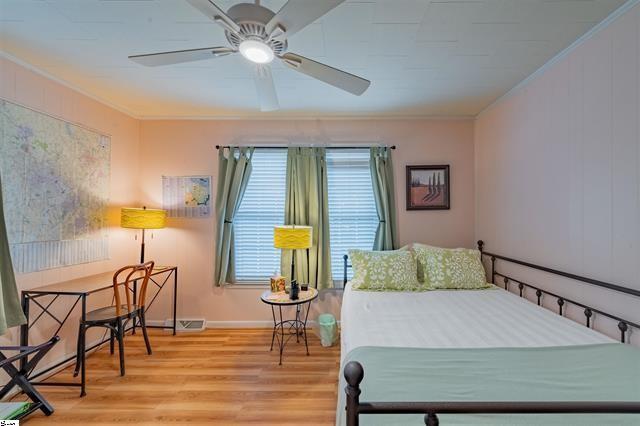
[239,40,274,64]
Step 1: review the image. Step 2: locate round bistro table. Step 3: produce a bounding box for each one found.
[260,288,318,365]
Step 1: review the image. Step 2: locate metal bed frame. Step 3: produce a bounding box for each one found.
[341,240,640,425]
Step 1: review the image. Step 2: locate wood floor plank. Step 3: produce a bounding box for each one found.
[18,329,341,425]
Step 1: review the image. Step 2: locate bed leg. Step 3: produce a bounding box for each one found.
[425,413,439,426]
[344,361,364,426]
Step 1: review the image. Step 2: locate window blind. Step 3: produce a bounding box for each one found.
[234,149,287,281]
[234,147,379,283]
[326,149,378,282]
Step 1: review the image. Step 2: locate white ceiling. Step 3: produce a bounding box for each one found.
[0,0,627,118]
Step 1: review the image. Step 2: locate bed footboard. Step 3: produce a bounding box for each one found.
[344,360,640,426]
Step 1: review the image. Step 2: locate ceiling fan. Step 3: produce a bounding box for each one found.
[128,0,371,111]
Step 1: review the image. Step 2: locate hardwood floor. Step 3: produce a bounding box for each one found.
[20,329,341,425]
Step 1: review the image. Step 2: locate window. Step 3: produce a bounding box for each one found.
[326,149,378,282]
[234,147,378,284]
[234,149,287,281]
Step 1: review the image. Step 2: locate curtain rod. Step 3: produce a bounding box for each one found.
[215,145,396,150]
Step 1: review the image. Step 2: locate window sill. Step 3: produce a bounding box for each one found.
[226,281,270,289]
[224,282,345,291]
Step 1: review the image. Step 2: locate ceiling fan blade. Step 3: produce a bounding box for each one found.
[129,47,235,66]
[280,53,370,96]
[186,0,241,35]
[253,65,280,112]
[266,0,345,40]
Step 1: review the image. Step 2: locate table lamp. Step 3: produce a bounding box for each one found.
[274,225,312,296]
[121,206,166,263]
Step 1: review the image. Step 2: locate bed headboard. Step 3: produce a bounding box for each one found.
[342,254,351,287]
[342,242,639,343]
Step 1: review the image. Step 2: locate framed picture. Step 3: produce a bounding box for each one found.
[406,165,450,210]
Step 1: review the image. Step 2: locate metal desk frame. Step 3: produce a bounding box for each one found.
[19,266,178,396]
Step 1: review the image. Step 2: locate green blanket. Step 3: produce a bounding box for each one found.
[337,343,640,425]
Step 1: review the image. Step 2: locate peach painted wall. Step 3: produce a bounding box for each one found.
[138,119,475,324]
[1,54,475,374]
[0,57,141,364]
[475,4,640,344]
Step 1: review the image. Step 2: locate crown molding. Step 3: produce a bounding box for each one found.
[0,48,474,121]
[476,0,640,120]
[0,51,474,121]
[5,0,636,124]
[137,114,475,121]
[0,50,475,121]
[0,50,141,120]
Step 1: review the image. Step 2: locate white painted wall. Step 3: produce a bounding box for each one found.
[475,3,640,344]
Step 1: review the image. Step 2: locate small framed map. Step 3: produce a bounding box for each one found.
[162,176,212,218]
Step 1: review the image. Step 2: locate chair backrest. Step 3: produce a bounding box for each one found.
[112,261,155,316]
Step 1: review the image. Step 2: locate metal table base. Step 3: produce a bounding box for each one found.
[269,302,312,365]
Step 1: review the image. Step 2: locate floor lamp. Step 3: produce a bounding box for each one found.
[273,225,312,299]
[121,206,167,263]
[120,206,166,335]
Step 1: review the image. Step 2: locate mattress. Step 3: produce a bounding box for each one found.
[340,283,613,360]
[337,285,627,425]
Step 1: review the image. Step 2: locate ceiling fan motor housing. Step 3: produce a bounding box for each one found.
[225,3,287,55]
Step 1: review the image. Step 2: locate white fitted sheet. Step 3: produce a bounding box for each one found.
[341,283,613,360]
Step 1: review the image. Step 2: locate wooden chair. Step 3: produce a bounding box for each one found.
[73,261,154,382]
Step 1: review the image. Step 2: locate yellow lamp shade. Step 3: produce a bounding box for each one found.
[121,208,166,229]
[273,225,312,249]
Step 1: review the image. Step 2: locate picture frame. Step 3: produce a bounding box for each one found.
[406,165,450,210]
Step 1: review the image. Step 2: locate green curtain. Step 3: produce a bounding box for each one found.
[281,147,333,289]
[0,174,26,335]
[370,147,398,250]
[214,147,254,286]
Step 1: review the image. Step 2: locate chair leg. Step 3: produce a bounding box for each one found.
[79,325,87,397]
[73,323,84,378]
[116,318,125,376]
[139,312,152,355]
[109,328,115,355]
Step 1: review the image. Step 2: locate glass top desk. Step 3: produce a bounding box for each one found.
[19,265,178,396]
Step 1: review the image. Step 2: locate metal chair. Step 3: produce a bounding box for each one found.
[73,262,154,388]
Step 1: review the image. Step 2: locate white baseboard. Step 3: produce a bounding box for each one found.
[146,319,274,328]
[146,319,339,329]
[206,320,273,328]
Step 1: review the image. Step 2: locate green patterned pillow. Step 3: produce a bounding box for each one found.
[414,244,490,290]
[349,248,422,291]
